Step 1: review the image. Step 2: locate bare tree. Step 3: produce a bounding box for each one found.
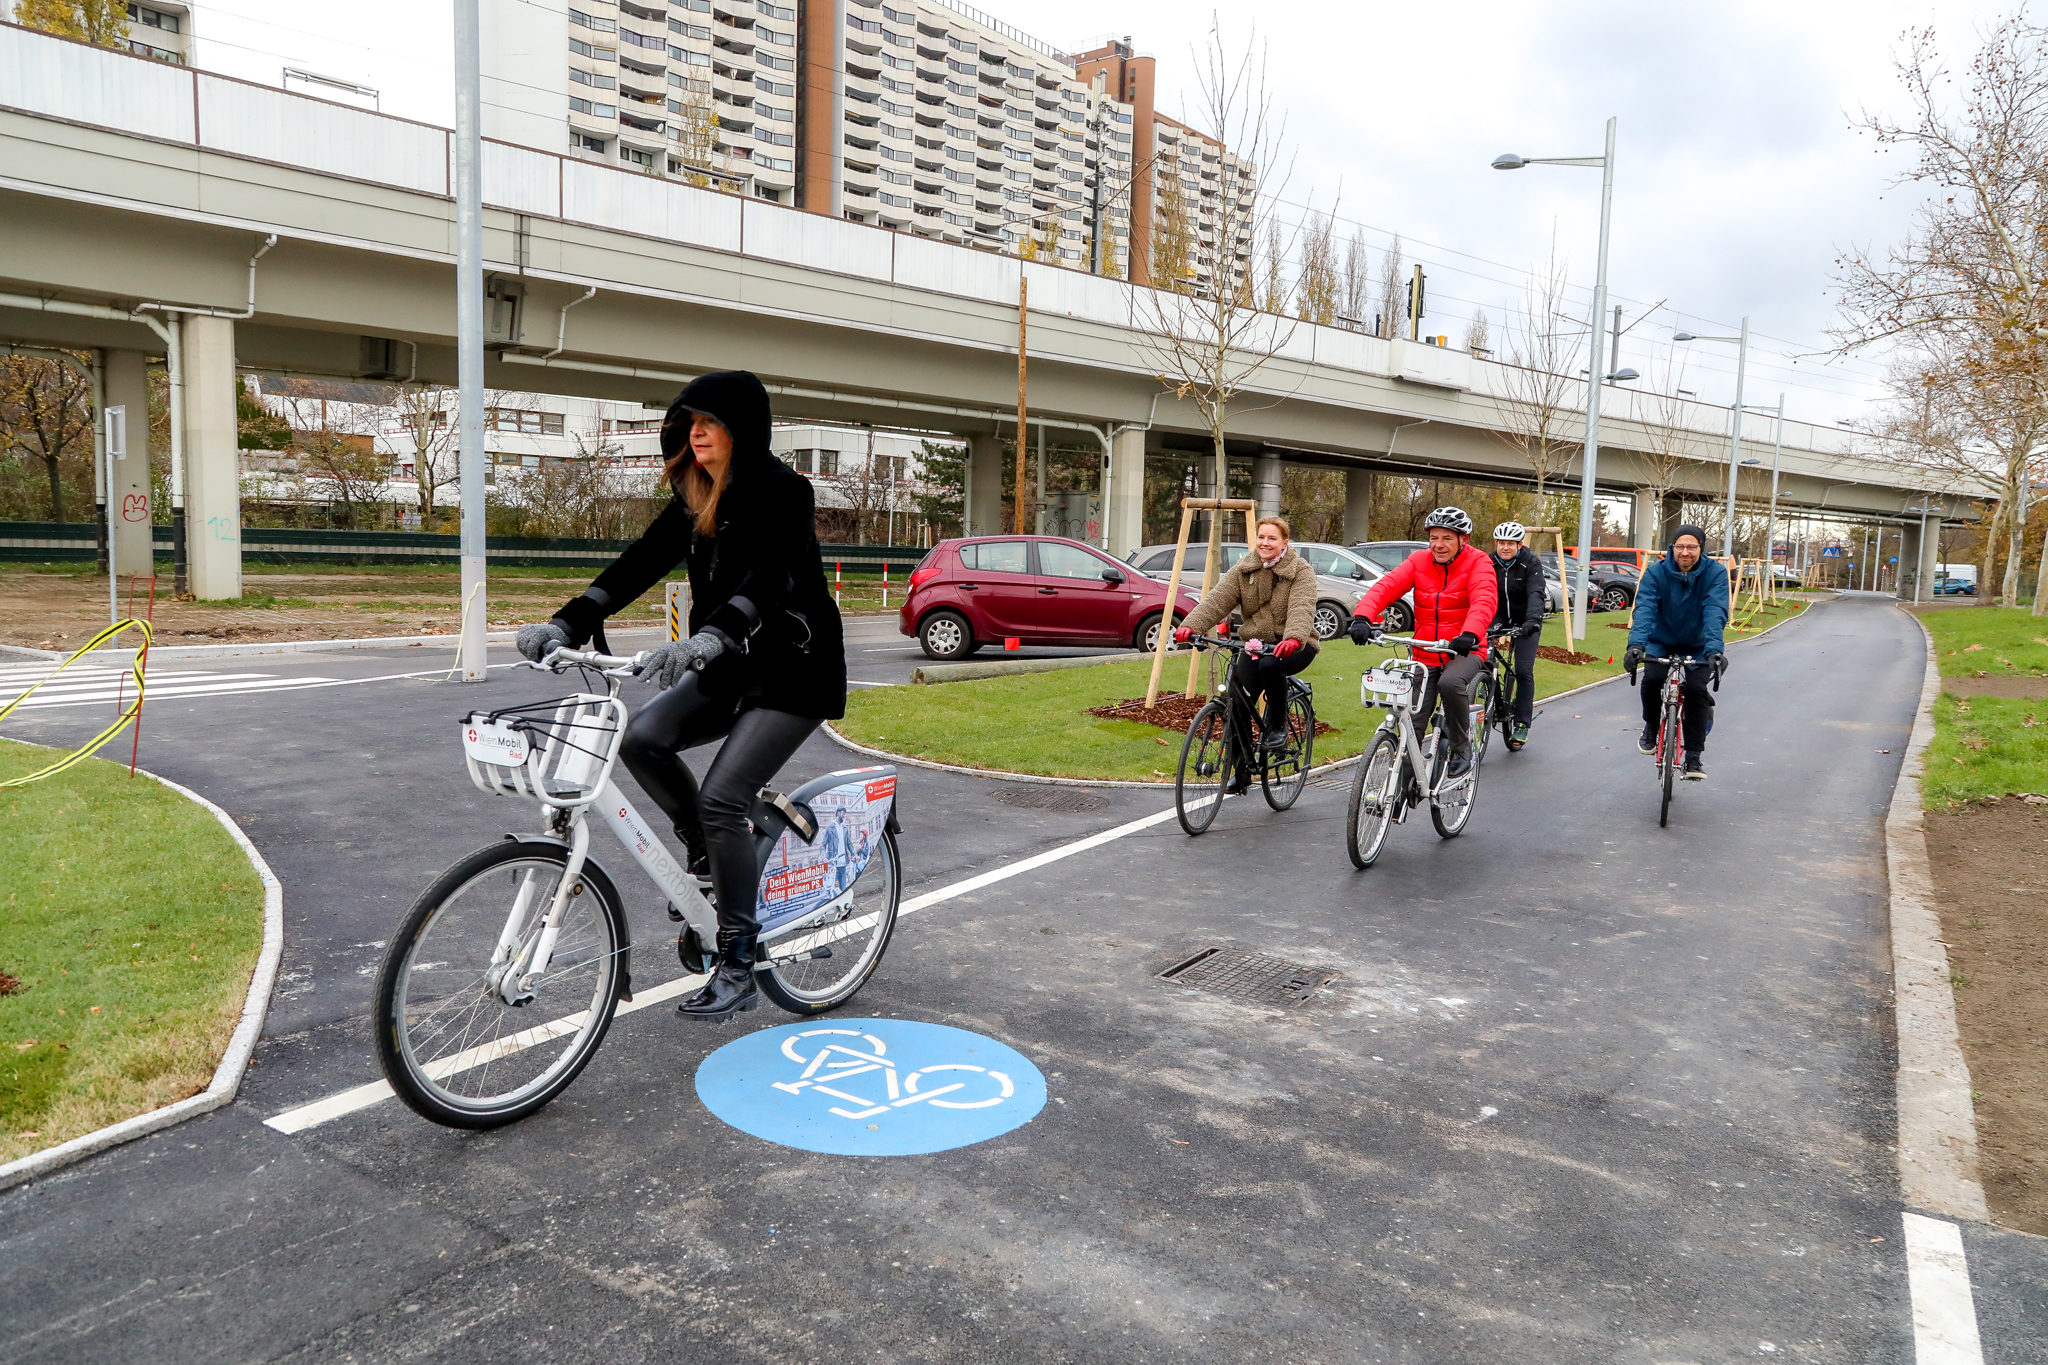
[1493,240,1584,503]
[1340,226,1371,329]
[1296,210,1338,324]
[1636,347,1709,543]
[1463,309,1491,356]
[264,393,395,528]
[1832,17,2048,610]
[1259,218,1287,315]
[1376,234,1405,339]
[387,382,463,525]
[0,353,94,522]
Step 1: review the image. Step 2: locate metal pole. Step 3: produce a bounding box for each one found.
[455,0,488,682]
[1608,305,1622,386]
[1014,274,1028,534]
[1572,115,1617,635]
[1765,395,1783,601]
[1722,316,1748,560]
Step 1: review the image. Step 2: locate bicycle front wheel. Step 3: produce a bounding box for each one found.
[757,827,902,1015]
[1176,700,1232,835]
[373,841,627,1130]
[1659,698,1681,827]
[1346,729,1401,869]
[1261,690,1315,811]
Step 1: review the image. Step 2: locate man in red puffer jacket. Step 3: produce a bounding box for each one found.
[1347,507,1499,777]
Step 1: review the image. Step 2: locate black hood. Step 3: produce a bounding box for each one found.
[1669,523,1708,554]
[661,370,773,465]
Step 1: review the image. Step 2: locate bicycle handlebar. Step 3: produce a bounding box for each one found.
[1625,652,1726,691]
[534,646,650,677]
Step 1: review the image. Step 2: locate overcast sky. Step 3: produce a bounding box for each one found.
[190,0,2023,429]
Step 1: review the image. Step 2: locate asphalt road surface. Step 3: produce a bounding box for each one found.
[2,596,2042,1363]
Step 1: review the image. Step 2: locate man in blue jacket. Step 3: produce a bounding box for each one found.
[1623,525,1728,779]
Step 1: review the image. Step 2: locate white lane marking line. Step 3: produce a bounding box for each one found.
[1902,1212,1985,1365]
[262,973,709,1134]
[0,673,296,700]
[263,796,1206,1135]
[5,678,342,709]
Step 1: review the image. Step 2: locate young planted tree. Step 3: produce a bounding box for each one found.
[1376,234,1405,339]
[1128,22,1301,703]
[1832,16,2048,610]
[387,382,463,525]
[1464,309,1491,356]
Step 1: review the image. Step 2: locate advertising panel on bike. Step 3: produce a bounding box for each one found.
[756,771,897,935]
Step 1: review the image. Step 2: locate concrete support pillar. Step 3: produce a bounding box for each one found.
[103,349,156,578]
[1659,493,1682,548]
[1898,516,1940,602]
[965,432,1004,537]
[181,315,241,600]
[1105,425,1145,558]
[1632,488,1658,550]
[1251,452,1283,523]
[1343,468,1372,544]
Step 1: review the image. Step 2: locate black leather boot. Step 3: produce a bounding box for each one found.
[677,932,759,1022]
[672,823,711,881]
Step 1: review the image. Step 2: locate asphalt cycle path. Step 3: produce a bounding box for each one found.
[2,596,2041,1362]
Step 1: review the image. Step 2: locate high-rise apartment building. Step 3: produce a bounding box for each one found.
[1074,38,1253,294]
[0,1,193,63]
[483,0,1185,275]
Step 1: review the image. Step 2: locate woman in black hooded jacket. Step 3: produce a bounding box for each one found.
[517,371,845,1021]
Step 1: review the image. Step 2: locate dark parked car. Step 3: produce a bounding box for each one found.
[1350,540,1428,574]
[1125,541,1392,639]
[901,536,1201,661]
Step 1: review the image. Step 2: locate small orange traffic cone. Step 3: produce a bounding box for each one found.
[1607,655,1614,663]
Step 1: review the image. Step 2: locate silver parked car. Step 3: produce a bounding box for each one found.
[1293,542,1415,634]
[1125,542,1381,641]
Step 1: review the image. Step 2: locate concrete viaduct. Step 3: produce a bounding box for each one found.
[0,23,1981,599]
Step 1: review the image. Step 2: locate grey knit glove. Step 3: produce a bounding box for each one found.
[517,621,571,662]
[642,629,726,689]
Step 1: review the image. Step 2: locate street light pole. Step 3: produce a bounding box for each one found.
[1723,318,1749,561]
[1764,394,1783,598]
[1492,117,1621,636]
[454,0,487,682]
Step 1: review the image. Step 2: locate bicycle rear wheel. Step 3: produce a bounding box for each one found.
[1176,700,1232,835]
[1260,688,1315,810]
[757,828,901,1015]
[1431,722,1481,839]
[1345,729,1401,869]
[373,841,627,1130]
[1658,696,1681,827]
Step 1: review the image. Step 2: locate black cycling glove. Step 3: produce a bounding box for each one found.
[1448,632,1479,656]
[1346,616,1382,645]
[1517,620,1542,639]
[1622,643,1646,673]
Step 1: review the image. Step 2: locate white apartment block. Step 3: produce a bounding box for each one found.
[1149,114,1254,298]
[478,0,1142,270]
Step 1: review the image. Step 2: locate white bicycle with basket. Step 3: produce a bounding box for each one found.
[1343,635,1485,868]
[371,647,903,1129]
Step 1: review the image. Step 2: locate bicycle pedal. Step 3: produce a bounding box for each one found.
[665,901,684,923]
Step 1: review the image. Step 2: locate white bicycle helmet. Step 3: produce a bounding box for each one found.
[1422,506,1474,535]
[1493,520,1527,542]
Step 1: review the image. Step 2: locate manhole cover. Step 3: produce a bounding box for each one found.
[1156,947,1338,1007]
[991,786,1111,813]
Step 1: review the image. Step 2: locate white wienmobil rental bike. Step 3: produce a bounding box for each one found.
[372,647,903,1129]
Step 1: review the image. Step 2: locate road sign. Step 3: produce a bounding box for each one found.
[1889,556,1898,565]
[695,1019,1046,1155]
[1822,547,1842,558]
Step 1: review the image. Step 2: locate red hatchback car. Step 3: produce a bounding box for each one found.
[900,535,1202,661]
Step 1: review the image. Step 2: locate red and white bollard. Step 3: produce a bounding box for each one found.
[834,560,842,604]
[881,560,889,610]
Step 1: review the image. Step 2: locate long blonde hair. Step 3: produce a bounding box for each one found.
[663,424,724,535]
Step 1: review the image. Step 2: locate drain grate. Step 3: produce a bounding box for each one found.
[1156,947,1338,1007]
[991,786,1112,813]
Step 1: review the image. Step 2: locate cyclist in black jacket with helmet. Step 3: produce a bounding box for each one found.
[516,370,845,1022]
[1488,521,1546,750]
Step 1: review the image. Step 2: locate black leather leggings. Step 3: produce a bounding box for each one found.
[618,672,818,939]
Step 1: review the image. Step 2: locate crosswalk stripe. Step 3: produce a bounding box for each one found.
[0,672,278,701]
[3,677,340,709]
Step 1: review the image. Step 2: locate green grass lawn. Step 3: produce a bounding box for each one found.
[1910,606,2048,807]
[840,598,1811,782]
[0,744,266,1164]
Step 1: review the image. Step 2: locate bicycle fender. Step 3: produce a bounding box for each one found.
[499,838,633,1003]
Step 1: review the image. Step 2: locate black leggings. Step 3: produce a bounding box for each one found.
[1502,628,1540,725]
[618,672,819,939]
[1639,658,1715,754]
[1231,646,1316,735]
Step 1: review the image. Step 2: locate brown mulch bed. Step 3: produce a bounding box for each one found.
[1924,797,2048,1235]
[1087,691,1336,736]
[1942,675,2048,699]
[1536,644,1602,666]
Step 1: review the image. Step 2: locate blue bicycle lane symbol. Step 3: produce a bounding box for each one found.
[694,1018,1047,1156]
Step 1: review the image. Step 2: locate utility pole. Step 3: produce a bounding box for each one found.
[1014,273,1029,533]
[1607,305,1622,385]
[1408,265,1426,340]
[454,0,488,681]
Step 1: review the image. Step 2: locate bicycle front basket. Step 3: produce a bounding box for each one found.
[461,693,626,804]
